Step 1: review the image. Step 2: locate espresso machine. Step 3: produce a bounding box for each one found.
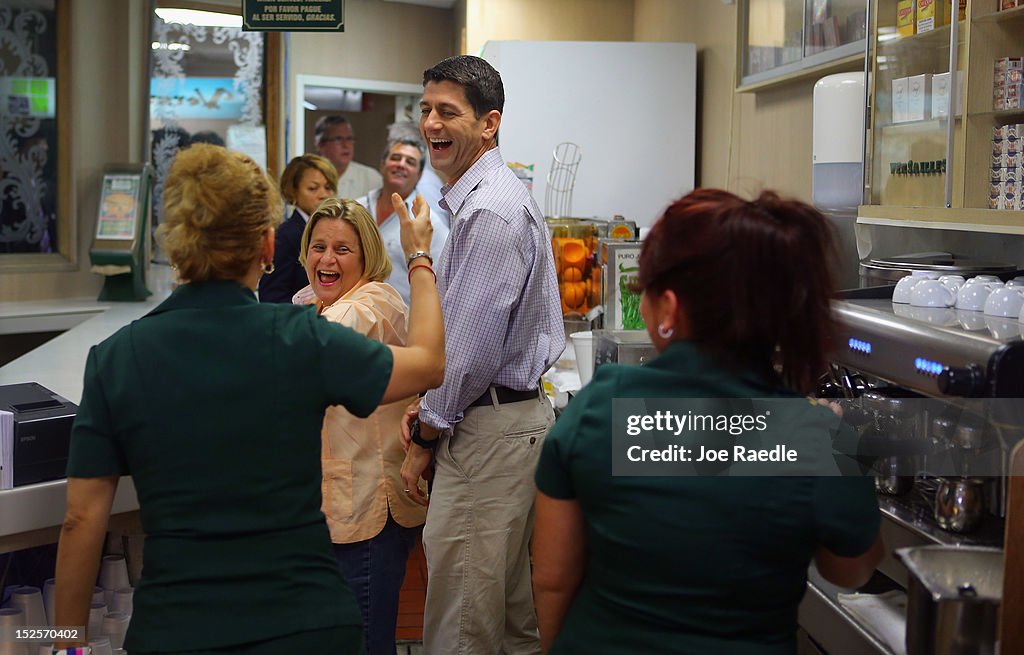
[799,284,1024,655]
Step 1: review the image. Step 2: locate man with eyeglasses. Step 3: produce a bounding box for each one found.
[314,115,382,199]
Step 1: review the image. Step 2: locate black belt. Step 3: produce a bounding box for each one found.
[469,385,538,407]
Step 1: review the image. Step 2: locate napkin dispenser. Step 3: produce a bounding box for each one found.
[0,382,77,489]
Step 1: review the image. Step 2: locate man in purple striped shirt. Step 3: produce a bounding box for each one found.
[399,55,564,654]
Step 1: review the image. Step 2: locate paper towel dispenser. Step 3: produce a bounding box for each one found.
[0,382,77,489]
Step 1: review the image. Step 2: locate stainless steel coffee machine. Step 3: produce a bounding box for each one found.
[799,285,1024,655]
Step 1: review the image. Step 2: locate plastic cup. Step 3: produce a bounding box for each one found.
[570,331,594,386]
[6,586,45,628]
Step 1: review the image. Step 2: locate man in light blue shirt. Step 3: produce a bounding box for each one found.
[356,137,450,304]
[399,55,564,655]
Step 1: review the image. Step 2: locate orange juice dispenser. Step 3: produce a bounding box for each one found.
[547,218,606,318]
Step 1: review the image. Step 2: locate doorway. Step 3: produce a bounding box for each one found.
[292,75,422,170]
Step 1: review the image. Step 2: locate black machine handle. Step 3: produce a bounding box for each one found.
[938,365,987,397]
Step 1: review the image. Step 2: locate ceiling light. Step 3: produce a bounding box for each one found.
[155,8,242,28]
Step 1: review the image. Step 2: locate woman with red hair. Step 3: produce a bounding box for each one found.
[532,189,884,654]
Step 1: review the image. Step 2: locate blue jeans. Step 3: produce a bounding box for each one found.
[333,512,421,655]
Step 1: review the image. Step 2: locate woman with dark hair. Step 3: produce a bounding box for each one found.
[259,154,338,303]
[532,188,884,654]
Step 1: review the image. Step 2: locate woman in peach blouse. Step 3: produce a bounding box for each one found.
[299,197,428,655]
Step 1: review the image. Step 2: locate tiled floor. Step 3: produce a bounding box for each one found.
[396,536,427,649]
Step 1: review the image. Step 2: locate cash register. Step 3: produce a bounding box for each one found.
[0,382,77,489]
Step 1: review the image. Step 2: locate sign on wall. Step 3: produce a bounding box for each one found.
[242,0,344,32]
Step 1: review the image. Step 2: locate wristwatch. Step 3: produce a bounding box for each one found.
[409,419,438,450]
[406,251,432,267]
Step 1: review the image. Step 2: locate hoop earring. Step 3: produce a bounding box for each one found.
[262,261,275,275]
[657,324,674,339]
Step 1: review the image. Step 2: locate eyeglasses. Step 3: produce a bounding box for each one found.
[321,136,356,144]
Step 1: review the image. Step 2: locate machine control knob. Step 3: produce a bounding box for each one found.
[937,365,987,397]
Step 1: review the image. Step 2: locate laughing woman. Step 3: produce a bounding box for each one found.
[300,197,428,655]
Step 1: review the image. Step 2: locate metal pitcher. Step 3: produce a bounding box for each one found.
[895,546,1003,655]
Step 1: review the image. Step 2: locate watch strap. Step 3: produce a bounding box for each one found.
[406,251,433,267]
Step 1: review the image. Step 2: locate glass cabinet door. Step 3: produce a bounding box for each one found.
[740,0,868,89]
[865,0,964,209]
[745,0,805,78]
[805,0,868,57]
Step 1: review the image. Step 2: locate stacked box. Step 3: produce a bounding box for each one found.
[990,124,1023,210]
[994,58,1024,110]
[893,77,909,123]
[932,71,964,118]
[897,0,916,36]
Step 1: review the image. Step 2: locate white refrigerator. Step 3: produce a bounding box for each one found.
[480,40,697,228]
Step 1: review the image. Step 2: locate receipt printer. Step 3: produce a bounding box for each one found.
[0,383,77,488]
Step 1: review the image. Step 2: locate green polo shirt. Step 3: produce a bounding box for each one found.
[69,280,393,652]
[536,341,880,655]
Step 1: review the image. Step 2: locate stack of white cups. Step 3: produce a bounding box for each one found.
[98,556,130,606]
[5,587,46,630]
[41,579,56,627]
[101,611,130,650]
[108,588,133,618]
[88,636,113,655]
[0,607,29,655]
[88,601,107,639]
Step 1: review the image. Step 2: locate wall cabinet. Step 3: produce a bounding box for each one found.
[859,1,1024,234]
[739,0,868,91]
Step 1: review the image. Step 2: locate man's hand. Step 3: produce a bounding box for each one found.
[401,445,434,507]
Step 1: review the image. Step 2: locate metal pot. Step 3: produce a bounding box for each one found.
[896,546,1003,655]
[934,477,986,533]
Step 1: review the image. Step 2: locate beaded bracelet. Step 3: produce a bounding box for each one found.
[408,263,437,284]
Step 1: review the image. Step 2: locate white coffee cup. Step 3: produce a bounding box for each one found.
[892,271,938,304]
[570,331,595,386]
[956,282,1001,312]
[1006,276,1024,289]
[938,275,965,292]
[965,275,1001,285]
[910,279,956,307]
[983,286,1024,318]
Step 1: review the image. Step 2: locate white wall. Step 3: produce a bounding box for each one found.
[481,40,696,227]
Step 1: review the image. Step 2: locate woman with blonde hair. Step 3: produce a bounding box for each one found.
[296,196,428,650]
[259,153,338,303]
[299,197,427,655]
[52,144,443,655]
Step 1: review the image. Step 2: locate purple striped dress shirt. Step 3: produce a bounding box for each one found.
[419,147,565,432]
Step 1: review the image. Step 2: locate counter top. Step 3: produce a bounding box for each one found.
[0,265,175,546]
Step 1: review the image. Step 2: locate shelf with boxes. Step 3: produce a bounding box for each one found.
[860,0,1024,233]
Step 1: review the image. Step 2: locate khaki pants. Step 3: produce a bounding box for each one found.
[422,394,553,655]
